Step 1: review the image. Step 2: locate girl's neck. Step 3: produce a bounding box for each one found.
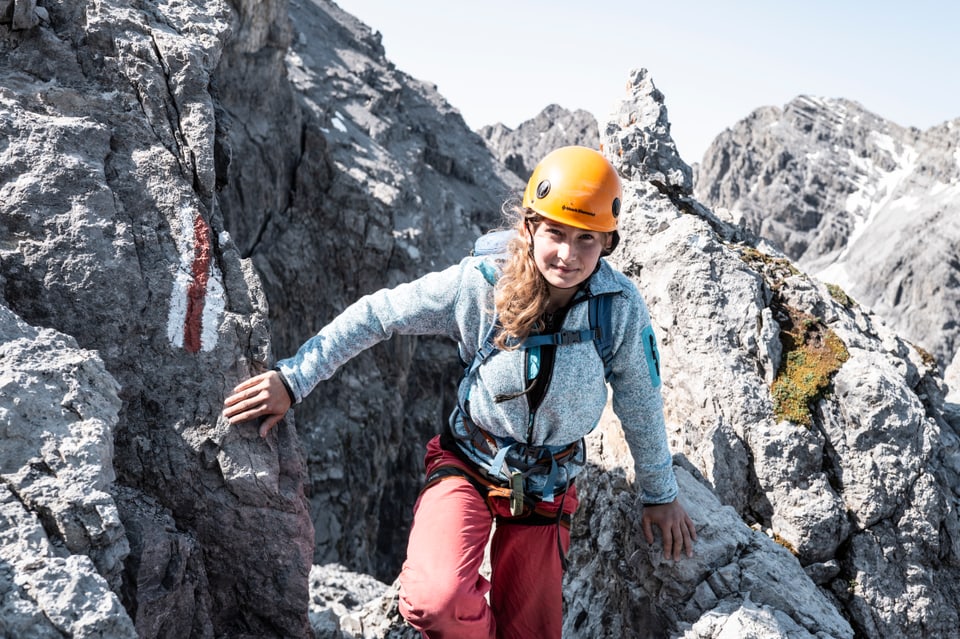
[546,284,577,313]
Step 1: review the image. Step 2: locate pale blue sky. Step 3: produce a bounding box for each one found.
[333,1,959,164]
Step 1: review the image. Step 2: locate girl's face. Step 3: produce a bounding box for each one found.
[530,219,610,303]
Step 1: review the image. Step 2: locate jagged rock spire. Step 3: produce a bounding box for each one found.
[602,68,693,194]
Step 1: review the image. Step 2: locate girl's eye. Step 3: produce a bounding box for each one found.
[579,234,596,242]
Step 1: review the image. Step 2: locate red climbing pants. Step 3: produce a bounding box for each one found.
[398,435,579,639]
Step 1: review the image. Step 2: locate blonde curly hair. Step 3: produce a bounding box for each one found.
[492,208,551,351]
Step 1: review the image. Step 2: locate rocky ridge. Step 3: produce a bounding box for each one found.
[693,95,960,399]
[2,0,315,635]
[3,2,960,639]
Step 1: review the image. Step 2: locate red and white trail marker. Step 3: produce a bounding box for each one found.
[167,206,224,353]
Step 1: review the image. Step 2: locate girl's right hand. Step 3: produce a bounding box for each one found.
[223,370,292,438]
[641,498,697,561]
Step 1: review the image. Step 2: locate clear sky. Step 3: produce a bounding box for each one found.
[332,1,959,165]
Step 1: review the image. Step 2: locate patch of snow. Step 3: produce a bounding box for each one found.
[930,181,960,199]
[869,130,899,155]
[371,182,398,207]
[840,136,918,259]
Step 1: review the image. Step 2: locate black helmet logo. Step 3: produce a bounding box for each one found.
[612,197,621,218]
[536,180,551,199]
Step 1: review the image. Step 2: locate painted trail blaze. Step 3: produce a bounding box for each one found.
[166,207,224,353]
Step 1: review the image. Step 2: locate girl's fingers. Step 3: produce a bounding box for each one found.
[229,374,263,395]
[259,413,283,438]
[224,402,263,424]
[224,391,265,417]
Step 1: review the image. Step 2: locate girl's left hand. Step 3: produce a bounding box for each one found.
[641,498,697,560]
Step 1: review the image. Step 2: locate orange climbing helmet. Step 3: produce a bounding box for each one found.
[522,146,622,233]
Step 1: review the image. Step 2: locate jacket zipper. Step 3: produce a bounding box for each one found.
[523,291,591,443]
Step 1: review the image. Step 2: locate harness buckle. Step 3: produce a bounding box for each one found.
[509,470,524,516]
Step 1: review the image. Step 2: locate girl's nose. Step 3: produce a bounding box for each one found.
[556,241,573,261]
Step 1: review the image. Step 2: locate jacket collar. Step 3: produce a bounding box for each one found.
[576,258,623,300]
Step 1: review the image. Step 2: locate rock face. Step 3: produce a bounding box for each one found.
[477,103,599,180]
[693,96,960,397]
[604,68,692,195]
[2,1,313,636]
[4,2,960,639]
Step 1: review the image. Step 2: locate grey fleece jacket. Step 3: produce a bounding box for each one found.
[277,255,678,504]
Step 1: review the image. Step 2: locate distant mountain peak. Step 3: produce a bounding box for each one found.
[477,104,599,181]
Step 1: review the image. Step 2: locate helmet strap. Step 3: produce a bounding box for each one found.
[602,231,620,256]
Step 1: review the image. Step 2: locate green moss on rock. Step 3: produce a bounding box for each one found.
[771,305,850,426]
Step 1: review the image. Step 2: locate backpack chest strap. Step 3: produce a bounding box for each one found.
[520,327,601,348]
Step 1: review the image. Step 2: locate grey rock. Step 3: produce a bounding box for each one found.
[308,564,419,638]
[619,141,960,635]
[0,305,136,638]
[563,445,853,639]
[0,0,39,30]
[804,560,841,585]
[602,68,693,194]
[114,486,214,639]
[2,0,314,636]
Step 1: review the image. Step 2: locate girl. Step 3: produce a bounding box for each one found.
[223,146,696,639]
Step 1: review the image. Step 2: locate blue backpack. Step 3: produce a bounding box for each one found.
[465,229,616,382]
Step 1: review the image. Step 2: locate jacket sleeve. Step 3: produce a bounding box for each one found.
[608,283,679,505]
[276,260,468,403]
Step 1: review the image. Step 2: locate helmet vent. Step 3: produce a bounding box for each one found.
[612,197,621,218]
[535,180,551,199]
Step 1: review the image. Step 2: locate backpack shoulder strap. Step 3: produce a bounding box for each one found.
[464,318,500,379]
[589,293,616,381]
[463,231,510,377]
